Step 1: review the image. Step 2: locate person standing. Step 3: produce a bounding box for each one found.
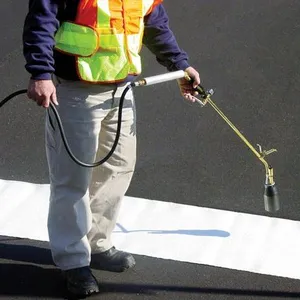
[23,0,200,297]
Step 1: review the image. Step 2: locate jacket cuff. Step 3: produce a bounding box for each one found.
[173,60,190,71]
[30,73,52,80]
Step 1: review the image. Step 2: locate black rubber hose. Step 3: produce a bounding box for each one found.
[0,89,28,108]
[0,83,133,168]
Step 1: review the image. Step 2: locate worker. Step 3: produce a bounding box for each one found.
[23,0,200,297]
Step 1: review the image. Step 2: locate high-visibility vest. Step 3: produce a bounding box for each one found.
[54,0,163,83]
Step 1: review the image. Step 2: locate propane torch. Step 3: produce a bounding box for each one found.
[133,70,279,212]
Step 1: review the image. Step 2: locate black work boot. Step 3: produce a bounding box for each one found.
[91,247,135,272]
[62,266,99,297]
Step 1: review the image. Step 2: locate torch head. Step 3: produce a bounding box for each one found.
[264,183,280,212]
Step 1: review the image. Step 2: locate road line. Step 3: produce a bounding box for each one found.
[1,179,300,280]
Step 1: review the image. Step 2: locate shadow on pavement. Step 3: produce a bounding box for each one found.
[0,263,64,298]
[115,223,230,237]
[100,282,300,298]
[0,242,54,266]
[0,263,300,299]
[1,243,300,299]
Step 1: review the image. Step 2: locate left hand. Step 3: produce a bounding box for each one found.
[177,66,200,102]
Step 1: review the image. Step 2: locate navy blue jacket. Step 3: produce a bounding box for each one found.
[23,0,190,81]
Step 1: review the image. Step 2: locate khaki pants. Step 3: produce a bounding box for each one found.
[45,77,136,270]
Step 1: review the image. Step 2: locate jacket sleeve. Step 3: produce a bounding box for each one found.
[143,4,190,71]
[23,0,60,80]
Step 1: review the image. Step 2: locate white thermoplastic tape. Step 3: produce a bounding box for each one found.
[1,179,300,280]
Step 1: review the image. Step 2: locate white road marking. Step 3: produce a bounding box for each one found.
[1,179,300,280]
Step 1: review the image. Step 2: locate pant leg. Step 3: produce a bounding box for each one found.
[88,84,137,253]
[46,79,115,270]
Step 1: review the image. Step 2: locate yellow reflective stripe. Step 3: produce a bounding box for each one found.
[96,0,111,28]
[55,22,98,57]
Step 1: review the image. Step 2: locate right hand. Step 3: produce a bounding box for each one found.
[27,79,58,108]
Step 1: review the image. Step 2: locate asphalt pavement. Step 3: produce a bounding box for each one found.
[1,0,300,299]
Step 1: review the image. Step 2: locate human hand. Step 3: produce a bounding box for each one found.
[177,66,200,102]
[27,79,58,108]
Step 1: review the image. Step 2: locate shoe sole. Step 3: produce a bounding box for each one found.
[68,285,100,297]
[67,282,100,297]
[64,274,100,297]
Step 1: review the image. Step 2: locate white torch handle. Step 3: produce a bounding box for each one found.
[133,70,186,87]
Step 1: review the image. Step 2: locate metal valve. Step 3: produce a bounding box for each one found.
[194,86,214,106]
[257,144,277,158]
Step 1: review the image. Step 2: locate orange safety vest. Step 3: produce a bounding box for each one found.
[54,0,163,83]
